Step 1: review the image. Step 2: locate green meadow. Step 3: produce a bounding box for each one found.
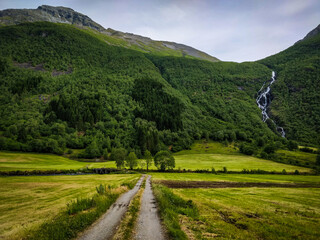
[172,187,320,239]
[151,172,320,183]
[0,174,139,239]
[0,152,115,171]
[174,153,309,172]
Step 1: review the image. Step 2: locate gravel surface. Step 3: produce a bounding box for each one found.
[135,175,165,240]
[77,176,145,240]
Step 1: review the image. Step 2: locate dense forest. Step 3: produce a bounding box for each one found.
[0,22,319,159]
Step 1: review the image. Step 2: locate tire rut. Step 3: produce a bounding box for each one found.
[77,175,145,240]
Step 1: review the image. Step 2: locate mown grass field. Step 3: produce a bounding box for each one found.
[174,153,309,172]
[0,174,139,239]
[173,141,311,172]
[0,151,115,171]
[151,172,320,239]
[151,172,320,183]
[172,187,320,239]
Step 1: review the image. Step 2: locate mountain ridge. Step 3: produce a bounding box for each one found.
[0,5,219,62]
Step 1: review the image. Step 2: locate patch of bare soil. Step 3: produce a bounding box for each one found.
[155,180,320,189]
[13,62,45,71]
[52,67,73,76]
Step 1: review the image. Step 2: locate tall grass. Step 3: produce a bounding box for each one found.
[24,183,130,240]
[152,184,199,240]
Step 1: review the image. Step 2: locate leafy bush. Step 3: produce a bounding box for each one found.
[154,150,175,171]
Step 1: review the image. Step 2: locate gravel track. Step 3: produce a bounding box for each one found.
[77,175,145,240]
[135,175,165,240]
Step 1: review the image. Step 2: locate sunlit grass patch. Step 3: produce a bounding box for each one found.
[0,174,139,239]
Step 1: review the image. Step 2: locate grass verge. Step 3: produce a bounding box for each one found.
[25,183,133,240]
[152,184,199,240]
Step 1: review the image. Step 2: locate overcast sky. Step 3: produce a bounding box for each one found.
[1,0,319,62]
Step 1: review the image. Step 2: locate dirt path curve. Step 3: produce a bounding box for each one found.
[135,175,165,240]
[77,175,145,240]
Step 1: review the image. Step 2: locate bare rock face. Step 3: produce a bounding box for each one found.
[0,5,105,31]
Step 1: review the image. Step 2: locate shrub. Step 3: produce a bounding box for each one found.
[154,150,175,171]
[239,143,255,155]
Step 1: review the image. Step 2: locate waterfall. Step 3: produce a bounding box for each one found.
[256,71,286,137]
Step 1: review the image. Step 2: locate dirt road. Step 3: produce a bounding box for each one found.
[77,176,145,240]
[135,175,165,240]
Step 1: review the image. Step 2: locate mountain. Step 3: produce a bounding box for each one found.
[0,21,275,157]
[0,5,219,62]
[0,5,319,160]
[258,24,320,145]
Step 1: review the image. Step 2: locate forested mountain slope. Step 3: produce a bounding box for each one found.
[0,22,278,156]
[258,25,320,145]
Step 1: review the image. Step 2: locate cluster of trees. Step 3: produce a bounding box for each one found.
[109,149,175,171]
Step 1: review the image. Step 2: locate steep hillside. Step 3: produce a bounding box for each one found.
[0,22,276,156]
[258,25,320,145]
[0,5,219,62]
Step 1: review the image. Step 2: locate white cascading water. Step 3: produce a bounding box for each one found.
[256,71,286,137]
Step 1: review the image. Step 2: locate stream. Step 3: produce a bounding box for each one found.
[256,71,285,137]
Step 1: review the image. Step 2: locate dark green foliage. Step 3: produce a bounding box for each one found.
[239,143,255,155]
[110,148,127,169]
[132,78,183,131]
[263,143,277,154]
[153,184,199,240]
[287,140,298,151]
[126,152,138,170]
[82,140,101,158]
[316,155,320,166]
[102,148,108,160]
[154,151,175,171]
[144,150,153,171]
[135,118,159,155]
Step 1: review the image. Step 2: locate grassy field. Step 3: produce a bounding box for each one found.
[0,151,115,171]
[174,153,310,172]
[0,174,139,239]
[173,187,320,239]
[151,172,320,183]
[172,141,312,172]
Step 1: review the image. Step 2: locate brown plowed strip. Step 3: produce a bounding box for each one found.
[155,180,320,189]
